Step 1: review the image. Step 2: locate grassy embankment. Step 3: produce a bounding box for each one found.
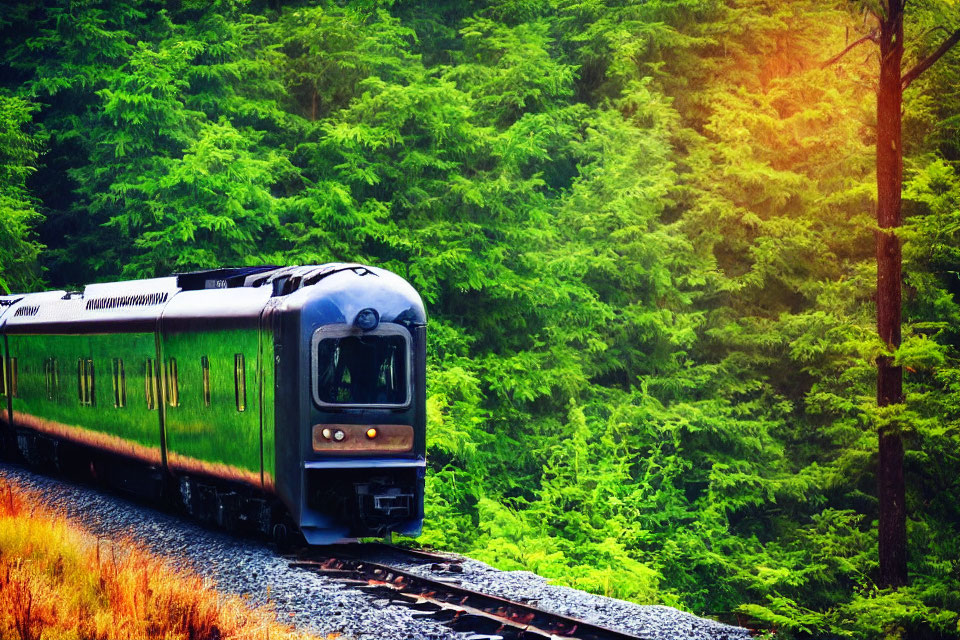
[0,477,329,640]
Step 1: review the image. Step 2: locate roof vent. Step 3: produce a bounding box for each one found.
[14,305,39,317]
[176,266,279,291]
[86,292,169,311]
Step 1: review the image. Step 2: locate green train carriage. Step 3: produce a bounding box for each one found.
[0,265,427,544]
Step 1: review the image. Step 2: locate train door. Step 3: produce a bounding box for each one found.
[258,301,278,492]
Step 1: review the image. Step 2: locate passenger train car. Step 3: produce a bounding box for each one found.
[0,264,426,544]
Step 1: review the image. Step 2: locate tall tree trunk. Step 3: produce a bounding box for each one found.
[875,1,908,589]
[828,0,960,591]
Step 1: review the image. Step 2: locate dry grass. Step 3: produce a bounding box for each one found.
[0,478,335,640]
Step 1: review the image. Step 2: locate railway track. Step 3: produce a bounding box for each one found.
[289,544,653,640]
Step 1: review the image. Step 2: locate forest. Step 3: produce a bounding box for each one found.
[1,0,959,637]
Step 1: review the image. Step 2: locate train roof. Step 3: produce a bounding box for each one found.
[0,264,425,334]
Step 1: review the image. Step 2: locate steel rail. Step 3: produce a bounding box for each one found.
[290,549,653,640]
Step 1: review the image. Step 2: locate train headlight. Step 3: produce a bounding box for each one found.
[354,308,379,331]
[333,429,346,442]
[321,428,332,440]
[366,428,378,439]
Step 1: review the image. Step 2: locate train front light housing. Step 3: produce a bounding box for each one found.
[354,308,379,331]
[312,424,413,453]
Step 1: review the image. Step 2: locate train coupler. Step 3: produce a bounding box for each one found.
[356,484,414,519]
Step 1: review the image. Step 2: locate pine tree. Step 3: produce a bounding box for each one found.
[0,95,45,292]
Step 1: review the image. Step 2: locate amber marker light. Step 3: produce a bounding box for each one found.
[366,427,378,439]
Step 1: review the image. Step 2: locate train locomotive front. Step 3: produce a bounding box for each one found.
[270,265,427,543]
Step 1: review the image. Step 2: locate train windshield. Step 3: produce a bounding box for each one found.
[315,333,409,406]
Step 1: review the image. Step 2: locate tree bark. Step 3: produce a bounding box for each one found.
[875,0,908,589]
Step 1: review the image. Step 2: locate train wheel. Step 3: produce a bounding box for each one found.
[271,522,289,549]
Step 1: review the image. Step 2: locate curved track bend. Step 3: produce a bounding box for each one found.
[290,544,656,640]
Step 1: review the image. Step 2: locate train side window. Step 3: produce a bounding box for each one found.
[89,359,95,405]
[51,358,60,400]
[10,358,17,398]
[145,358,157,410]
[201,356,210,407]
[44,357,59,401]
[234,353,246,412]
[165,358,179,407]
[112,358,126,408]
[77,358,94,406]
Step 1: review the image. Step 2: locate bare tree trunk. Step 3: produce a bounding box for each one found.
[876,0,908,589]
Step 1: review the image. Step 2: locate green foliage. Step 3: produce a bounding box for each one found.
[2,0,960,637]
[107,117,288,276]
[0,94,44,292]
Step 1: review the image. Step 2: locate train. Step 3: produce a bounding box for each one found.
[0,264,426,544]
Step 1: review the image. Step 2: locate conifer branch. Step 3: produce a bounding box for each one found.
[901,28,960,89]
[821,30,879,69]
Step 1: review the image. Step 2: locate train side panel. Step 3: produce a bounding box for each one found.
[7,332,163,463]
[159,287,272,492]
[160,328,264,487]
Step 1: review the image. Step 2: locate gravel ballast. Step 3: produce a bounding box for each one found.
[0,462,750,640]
[363,548,752,640]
